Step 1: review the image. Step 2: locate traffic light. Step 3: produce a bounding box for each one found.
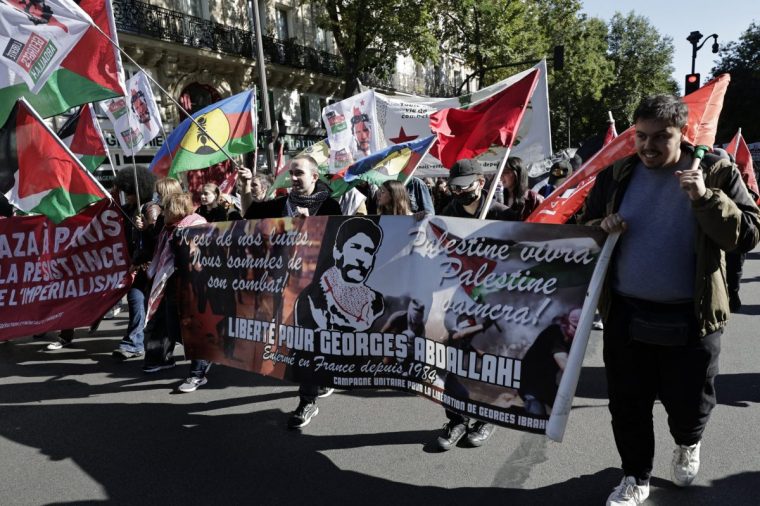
[553,45,564,71]
[685,73,700,95]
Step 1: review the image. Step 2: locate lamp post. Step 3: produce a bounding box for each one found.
[687,31,719,75]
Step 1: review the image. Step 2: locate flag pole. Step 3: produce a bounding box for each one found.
[733,128,742,158]
[478,147,511,220]
[125,106,143,209]
[402,137,437,187]
[19,98,113,202]
[86,22,241,169]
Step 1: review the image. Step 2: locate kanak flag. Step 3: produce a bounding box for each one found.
[726,130,759,203]
[0,0,125,125]
[429,68,539,169]
[57,103,109,172]
[150,89,256,178]
[329,135,436,197]
[0,99,109,224]
[527,74,731,224]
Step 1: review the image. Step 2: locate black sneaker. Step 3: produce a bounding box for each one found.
[436,421,468,451]
[466,421,495,447]
[288,400,319,429]
[142,360,176,373]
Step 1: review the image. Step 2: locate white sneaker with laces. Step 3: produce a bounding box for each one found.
[671,441,700,487]
[606,476,649,506]
[178,377,208,393]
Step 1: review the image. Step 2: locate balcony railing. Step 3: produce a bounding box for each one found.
[360,72,459,98]
[111,0,458,96]
[112,0,342,77]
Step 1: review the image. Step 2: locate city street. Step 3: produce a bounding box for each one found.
[1,249,758,506]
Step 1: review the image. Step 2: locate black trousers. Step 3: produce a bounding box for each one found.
[603,295,721,482]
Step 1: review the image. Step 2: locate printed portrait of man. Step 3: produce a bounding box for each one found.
[131,88,152,126]
[350,106,371,158]
[295,217,385,331]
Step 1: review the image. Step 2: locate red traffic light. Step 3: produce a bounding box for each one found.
[685,73,701,95]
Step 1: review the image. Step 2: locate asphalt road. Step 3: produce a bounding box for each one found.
[1,249,759,506]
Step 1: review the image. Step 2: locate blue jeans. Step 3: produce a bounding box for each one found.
[190,360,211,379]
[118,287,147,353]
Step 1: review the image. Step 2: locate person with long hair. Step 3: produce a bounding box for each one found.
[197,182,228,222]
[501,157,544,221]
[376,180,413,216]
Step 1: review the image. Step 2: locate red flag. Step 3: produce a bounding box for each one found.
[1,99,110,224]
[429,69,539,169]
[726,130,759,202]
[57,104,109,173]
[603,121,618,146]
[185,160,237,206]
[527,74,731,224]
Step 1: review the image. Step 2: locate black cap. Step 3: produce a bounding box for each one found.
[449,159,483,187]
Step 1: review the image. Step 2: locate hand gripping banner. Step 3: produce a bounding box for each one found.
[174,216,610,439]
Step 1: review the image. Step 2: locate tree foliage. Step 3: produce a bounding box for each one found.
[711,22,760,143]
[430,0,538,91]
[600,12,678,128]
[313,0,438,97]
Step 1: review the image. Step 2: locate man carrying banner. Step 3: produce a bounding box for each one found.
[578,94,760,506]
[240,156,342,429]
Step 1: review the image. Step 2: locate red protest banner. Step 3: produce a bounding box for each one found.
[0,200,132,340]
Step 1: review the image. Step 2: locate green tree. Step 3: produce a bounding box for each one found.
[601,12,678,129]
[711,22,760,143]
[313,0,438,97]
[541,11,615,151]
[430,0,539,92]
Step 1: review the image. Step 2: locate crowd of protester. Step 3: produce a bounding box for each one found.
[8,93,760,506]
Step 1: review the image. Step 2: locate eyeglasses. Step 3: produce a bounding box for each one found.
[450,180,479,193]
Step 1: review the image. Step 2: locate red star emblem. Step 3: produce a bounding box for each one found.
[389,127,418,144]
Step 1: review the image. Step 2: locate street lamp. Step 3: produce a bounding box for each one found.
[687,31,719,75]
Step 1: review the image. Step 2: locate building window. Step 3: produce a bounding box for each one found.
[275,7,290,41]
[300,95,310,126]
[178,83,220,115]
[179,0,208,19]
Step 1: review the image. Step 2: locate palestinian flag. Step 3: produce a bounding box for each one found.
[0,99,109,224]
[0,0,126,125]
[150,89,256,178]
[58,103,109,172]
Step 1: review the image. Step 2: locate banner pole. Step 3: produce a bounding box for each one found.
[546,231,619,442]
[478,146,512,220]
[402,137,437,187]
[85,22,241,169]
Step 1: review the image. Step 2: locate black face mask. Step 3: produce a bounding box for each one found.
[454,190,479,206]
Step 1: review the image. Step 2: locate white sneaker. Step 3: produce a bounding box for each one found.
[317,387,335,398]
[671,441,700,487]
[45,339,70,351]
[178,377,208,393]
[606,476,649,506]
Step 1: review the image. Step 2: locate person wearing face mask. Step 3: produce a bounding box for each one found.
[440,159,511,220]
[432,158,508,452]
